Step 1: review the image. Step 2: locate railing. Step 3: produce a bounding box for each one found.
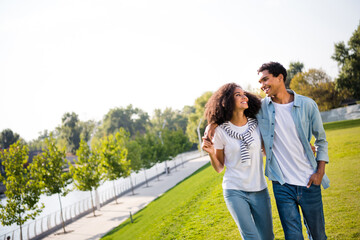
[0,151,202,240]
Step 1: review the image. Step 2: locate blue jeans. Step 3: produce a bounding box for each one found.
[223,188,274,240]
[272,181,327,240]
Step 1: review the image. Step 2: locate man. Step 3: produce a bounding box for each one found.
[256,62,329,240]
[204,62,329,239]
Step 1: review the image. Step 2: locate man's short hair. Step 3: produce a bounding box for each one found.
[258,62,287,82]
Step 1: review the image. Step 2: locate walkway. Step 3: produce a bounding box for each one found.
[43,155,210,240]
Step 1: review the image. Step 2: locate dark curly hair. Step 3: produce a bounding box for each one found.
[204,83,261,125]
[257,61,287,83]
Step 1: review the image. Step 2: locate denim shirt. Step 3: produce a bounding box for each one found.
[257,90,330,189]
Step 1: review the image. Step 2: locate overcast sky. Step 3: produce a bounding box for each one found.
[1,0,359,141]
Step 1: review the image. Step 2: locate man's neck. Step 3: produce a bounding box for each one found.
[271,89,294,104]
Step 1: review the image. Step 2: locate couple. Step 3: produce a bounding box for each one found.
[202,62,329,240]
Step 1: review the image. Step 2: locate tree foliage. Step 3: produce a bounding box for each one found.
[0,129,20,149]
[151,108,189,134]
[0,142,43,240]
[186,91,212,144]
[290,69,350,111]
[332,23,360,99]
[71,139,102,216]
[286,61,304,88]
[100,129,131,203]
[98,105,150,138]
[58,112,82,154]
[100,129,130,181]
[31,134,72,233]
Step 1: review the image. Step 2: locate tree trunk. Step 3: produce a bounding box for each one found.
[90,190,96,217]
[144,168,149,187]
[19,219,23,240]
[129,176,135,195]
[58,193,66,233]
[113,181,118,204]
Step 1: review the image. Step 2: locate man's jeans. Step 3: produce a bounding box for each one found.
[223,188,274,240]
[272,181,327,240]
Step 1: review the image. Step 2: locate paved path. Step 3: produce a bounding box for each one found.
[44,155,210,240]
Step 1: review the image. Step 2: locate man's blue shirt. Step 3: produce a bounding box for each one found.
[257,90,330,189]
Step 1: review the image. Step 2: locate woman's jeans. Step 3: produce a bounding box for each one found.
[272,181,327,240]
[223,188,274,240]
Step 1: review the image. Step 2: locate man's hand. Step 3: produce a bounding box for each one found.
[204,123,218,143]
[307,161,326,188]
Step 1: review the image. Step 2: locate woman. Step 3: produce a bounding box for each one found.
[202,83,274,240]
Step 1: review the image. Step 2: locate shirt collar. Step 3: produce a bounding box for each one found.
[266,89,300,107]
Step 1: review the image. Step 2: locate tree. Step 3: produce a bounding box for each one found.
[0,129,20,149]
[290,69,350,111]
[186,91,213,144]
[58,112,82,154]
[0,141,43,240]
[100,129,131,204]
[133,132,159,185]
[286,61,304,88]
[151,108,188,134]
[31,134,72,233]
[99,105,150,138]
[163,129,192,170]
[70,139,102,217]
[332,23,360,99]
[28,130,50,151]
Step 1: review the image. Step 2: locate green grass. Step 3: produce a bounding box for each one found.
[102,119,360,240]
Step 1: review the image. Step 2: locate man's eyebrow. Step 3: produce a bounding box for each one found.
[259,76,268,81]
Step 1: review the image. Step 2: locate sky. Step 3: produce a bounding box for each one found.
[0,0,359,141]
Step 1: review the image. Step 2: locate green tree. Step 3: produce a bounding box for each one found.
[0,142,43,240]
[286,61,304,88]
[28,130,50,151]
[0,129,20,149]
[290,69,350,111]
[58,112,82,154]
[151,108,188,134]
[31,134,72,233]
[186,91,213,144]
[332,23,360,99]
[163,129,192,170]
[99,105,150,138]
[70,139,102,217]
[100,129,131,204]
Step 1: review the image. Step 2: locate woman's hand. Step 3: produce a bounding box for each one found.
[202,137,215,155]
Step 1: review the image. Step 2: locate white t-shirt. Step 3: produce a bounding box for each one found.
[213,121,267,192]
[272,101,315,186]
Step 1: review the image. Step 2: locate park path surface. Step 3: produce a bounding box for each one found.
[43,155,210,240]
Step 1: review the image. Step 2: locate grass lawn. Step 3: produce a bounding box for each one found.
[102,119,360,240]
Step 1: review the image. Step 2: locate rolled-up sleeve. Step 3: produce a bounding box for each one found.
[311,102,329,163]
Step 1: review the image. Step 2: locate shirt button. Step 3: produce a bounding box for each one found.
[271,135,273,137]
[273,111,275,113]
[270,147,272,150]
[272,123,274,125]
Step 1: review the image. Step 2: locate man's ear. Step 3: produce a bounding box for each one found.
[278,74,284,82]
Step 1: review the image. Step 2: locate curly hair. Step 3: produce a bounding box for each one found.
[257,61,287,83]
[204,83,261,125]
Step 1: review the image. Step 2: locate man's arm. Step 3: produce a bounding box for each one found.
[307,101,329,187]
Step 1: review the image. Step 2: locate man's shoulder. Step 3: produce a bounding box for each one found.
[295,93,317,107]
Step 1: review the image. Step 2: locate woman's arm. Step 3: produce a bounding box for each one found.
[202,137,225,173]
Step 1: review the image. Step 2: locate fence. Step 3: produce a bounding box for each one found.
[321,104,360,123]
[0,150,202,240]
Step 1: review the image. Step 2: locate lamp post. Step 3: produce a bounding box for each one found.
[197,118,203,156]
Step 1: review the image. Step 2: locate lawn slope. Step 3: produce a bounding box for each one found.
[103,119,360,240]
